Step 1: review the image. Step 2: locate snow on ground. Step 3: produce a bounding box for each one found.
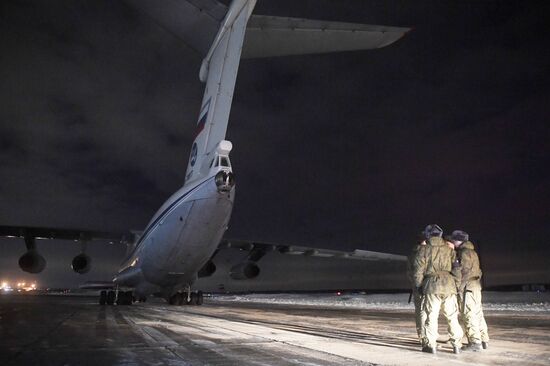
[210,291,550,312]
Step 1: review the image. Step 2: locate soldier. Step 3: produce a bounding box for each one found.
[413,224,463,354]
[406,236,427,346]
[449,230,490,351]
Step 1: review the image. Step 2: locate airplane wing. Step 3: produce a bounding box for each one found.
[219,239,405,261]
[125,0,410,59]
[195,239,408,292]
[0,225,134,243]
[0,225,135,273]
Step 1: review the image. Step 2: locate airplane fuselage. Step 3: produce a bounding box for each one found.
[114,166,234,299]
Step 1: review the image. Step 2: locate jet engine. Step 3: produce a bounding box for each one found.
[198,260,216,278]
[18,250,46,273]
[71,253,92,274]
[229,261,260,280]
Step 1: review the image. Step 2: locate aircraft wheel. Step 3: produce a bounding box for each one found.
[168,294,178,305]
[124,291,133,305]
[185,294,192,305]
[196,291,204,306]
[106,290,115,305]
[176,293,185,306]
[190,292,198,305]
[116,291,126,305]
[99,290,107,305]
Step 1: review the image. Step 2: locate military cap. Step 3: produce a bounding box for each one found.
[450,230,469,243]
[423,224,443,239]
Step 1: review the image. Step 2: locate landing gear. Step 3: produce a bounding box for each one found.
[106,290,116,305]
[169,292,185,305]
[99,290,107,305]
[168,291,204,306]
[169,293,179,305]
[116,291,133,305]
[100,290,133,305]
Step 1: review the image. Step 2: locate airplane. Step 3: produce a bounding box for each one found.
[0,0,410,306]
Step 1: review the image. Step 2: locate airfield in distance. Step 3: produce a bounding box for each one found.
[1,292,549,366]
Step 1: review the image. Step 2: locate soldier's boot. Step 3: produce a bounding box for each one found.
[482,341,489,350]
[422,346,436,354]
[453,346,460,354]
[461,343,482,352]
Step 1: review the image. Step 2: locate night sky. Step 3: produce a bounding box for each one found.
[1,0,549,288]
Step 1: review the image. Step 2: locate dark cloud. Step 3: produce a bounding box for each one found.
[1,0,549,287]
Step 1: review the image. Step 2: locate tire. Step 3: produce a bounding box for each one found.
[106,290,115,305]
[99,290,107,305]
[185,294,192,305]
[176,293,184,306]
[190,292,198,305]
[168,294,178,305]
[196,291,204,306]
[116,291,123,305]
[124,291,133,305]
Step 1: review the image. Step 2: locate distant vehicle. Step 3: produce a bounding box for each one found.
[0,0,409,305]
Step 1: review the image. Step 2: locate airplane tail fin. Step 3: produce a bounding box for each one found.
[125,0,409,185]
[184,0,256,185]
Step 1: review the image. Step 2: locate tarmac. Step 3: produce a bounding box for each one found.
[1,293,549,366]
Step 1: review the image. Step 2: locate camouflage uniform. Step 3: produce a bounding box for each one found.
[413,236,463,350]
[457,241,489,345]
[407,242,427,345]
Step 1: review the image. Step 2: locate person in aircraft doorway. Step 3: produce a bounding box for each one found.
[407,235,427,346]
[447,230,490,352]
[413,224,463,354]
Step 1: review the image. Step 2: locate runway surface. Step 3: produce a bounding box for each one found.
[1,294,549,365]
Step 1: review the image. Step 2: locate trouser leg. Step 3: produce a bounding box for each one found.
[442,294,464,348]
[423,294,442,348]
[414,291,426,344]
[463,290,482,344]
[480,309,490,342]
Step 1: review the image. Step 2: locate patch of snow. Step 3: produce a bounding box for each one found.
[210,291,550,312]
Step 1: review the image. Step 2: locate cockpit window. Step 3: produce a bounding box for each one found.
[220,157,230,167]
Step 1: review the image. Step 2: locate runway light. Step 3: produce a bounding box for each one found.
[1,281,8,289]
